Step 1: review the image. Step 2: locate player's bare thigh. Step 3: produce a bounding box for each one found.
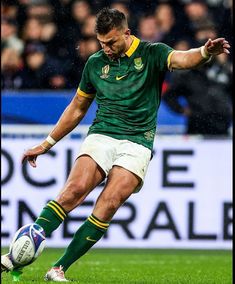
[93,166,140,221]
[56,155,105,213]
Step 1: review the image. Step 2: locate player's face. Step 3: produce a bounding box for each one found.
[97,28,131,59]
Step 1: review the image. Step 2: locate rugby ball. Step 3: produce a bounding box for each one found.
[9,223,46,267]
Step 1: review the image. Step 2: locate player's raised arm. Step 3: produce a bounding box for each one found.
[169,37,230,70]
[22,93,94,167]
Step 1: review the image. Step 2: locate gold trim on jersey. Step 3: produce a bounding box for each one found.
[77,88,95,99]
[125,36,140,57]
[167,50,175,71]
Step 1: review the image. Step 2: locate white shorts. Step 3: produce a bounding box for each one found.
[77,134,152,192]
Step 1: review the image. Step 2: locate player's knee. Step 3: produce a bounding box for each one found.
[67,180,87,197]
[57,181,87,207]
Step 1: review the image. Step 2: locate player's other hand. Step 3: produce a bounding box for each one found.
[205,38,230,56]
[21,144,49,168]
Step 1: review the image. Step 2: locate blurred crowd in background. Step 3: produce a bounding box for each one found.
[1,0,233,135]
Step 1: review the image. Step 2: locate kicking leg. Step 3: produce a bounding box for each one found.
[36,155,105,237]
[2,155,104,276]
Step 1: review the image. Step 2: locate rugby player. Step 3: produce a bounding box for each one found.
[2,7,230,282]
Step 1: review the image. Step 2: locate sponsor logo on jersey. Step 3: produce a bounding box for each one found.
[144,130,155,141]
[116,74,128,80]
[100,64,110,78]
[134,57,144,70]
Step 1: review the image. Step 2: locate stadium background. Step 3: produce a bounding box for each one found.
[1,0,232,283]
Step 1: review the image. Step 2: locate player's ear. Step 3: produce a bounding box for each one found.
[124,29,131,39]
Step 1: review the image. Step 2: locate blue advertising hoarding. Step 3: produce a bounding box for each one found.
[2,90,186,133]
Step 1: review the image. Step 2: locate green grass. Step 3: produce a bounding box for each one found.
[1,248,232,284]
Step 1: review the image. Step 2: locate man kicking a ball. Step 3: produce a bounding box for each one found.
[1,7,230,282]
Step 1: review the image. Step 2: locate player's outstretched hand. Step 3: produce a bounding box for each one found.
[22,144,49,168]
[205,38,230,56]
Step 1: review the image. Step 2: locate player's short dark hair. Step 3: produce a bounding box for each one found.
[95,7,128,34]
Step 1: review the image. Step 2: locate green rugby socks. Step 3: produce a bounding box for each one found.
[53,214,109,271]
[35,200,67,237]
[35,202,109,272]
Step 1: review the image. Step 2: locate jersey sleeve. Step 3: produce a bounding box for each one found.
[150,43,174,72]
[77,59,96,99]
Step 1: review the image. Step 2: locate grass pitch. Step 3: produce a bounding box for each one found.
[1,248,232,284]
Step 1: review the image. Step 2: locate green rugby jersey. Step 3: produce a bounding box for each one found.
[77,36,174,150]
